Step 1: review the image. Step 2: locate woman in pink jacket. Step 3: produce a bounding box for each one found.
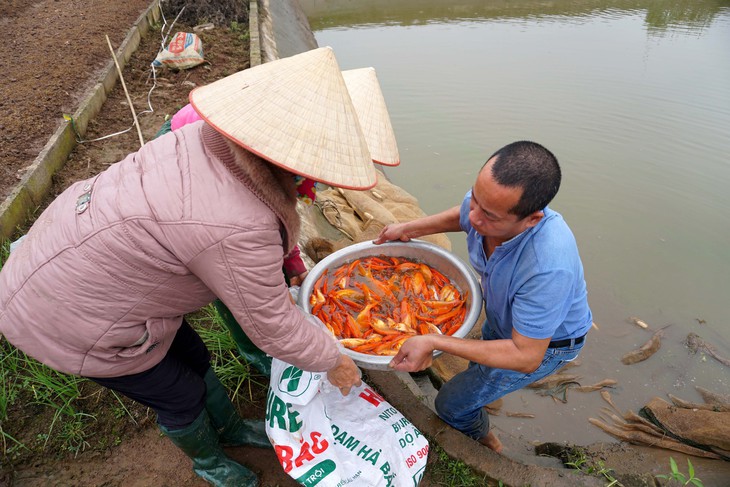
[0,47,374,487]
[162,64,401,381]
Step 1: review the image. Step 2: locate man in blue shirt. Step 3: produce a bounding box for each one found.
[374,141,592,452]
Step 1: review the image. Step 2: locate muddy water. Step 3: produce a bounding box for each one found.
[302,0,730,446]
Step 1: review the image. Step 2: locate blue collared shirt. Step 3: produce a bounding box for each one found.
[460,190,592,341]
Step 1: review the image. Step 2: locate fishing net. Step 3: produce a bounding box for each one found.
[298,168,451,269]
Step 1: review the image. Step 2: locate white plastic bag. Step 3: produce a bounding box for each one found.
[9,235,26,253]
[266,358,429,486]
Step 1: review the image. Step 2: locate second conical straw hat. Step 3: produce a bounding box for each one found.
[189,47,376,189]
[342,67,400,166]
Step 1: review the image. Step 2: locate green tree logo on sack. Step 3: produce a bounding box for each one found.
[278,365,313,397]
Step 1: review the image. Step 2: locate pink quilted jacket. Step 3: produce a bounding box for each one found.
[0,122,339,378]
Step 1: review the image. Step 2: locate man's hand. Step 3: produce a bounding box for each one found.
[373,223,411,245]
[388,335,435,372]
[373,207,462,245]
[327,353,362,395]
[289,271,308,287]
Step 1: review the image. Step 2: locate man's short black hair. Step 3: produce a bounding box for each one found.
[483,141,561,219]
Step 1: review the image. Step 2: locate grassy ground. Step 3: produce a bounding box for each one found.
[0,235,260,465]
[0,236,494,486]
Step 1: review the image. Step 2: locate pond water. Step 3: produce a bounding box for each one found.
[302,0,730,445]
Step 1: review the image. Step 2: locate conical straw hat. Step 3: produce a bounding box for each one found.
[189,47,376,190]
[342,67,400,166]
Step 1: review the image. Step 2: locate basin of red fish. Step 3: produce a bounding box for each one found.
[298,240,482,370]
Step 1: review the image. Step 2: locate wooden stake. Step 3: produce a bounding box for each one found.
[105,35,144,148]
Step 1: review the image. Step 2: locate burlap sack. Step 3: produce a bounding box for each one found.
[298,168,451,268]
[641,397,730,452]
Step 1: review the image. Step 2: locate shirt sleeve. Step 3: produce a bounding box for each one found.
[459,190,472,232]
[186,230,340,372]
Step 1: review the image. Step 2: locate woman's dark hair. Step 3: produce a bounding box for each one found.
[483,141,561,219]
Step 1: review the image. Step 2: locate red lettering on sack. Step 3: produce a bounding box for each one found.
[275,445,294,473]
[358,387,384,407]
[294,441,315,467]
[278,432,330,472]
[168,32,187,53]
[311,431,328,453]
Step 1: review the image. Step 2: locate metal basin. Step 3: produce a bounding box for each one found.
[298,239,482,370]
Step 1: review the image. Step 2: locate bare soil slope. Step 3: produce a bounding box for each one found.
[0,0,154,203]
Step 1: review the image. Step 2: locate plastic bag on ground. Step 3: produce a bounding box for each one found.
[266,357,429,486]
[153,32,204,69]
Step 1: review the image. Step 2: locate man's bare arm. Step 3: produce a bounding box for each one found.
[374,206,462,244]
[389,329,551,373]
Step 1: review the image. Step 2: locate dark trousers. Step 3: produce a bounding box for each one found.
[90,320,211,430]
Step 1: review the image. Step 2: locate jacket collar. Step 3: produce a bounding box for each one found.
[201,123,300,254]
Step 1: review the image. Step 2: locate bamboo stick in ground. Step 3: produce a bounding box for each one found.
[105,35,144,148]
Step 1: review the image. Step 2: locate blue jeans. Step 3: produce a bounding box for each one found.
[434,325,584,440]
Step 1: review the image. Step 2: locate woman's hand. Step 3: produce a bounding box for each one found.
[327,353,362,395]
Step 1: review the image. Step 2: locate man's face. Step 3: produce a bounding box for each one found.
[468,159,542,241]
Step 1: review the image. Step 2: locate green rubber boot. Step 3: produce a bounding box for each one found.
[204,368,272,449]
[213,300,272,376]
[160,410,258,487]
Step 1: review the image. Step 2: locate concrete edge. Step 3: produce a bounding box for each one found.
[0,1,162,240]
[258,0,277,64]
[249,1,262,67]
[367,370,605,487]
